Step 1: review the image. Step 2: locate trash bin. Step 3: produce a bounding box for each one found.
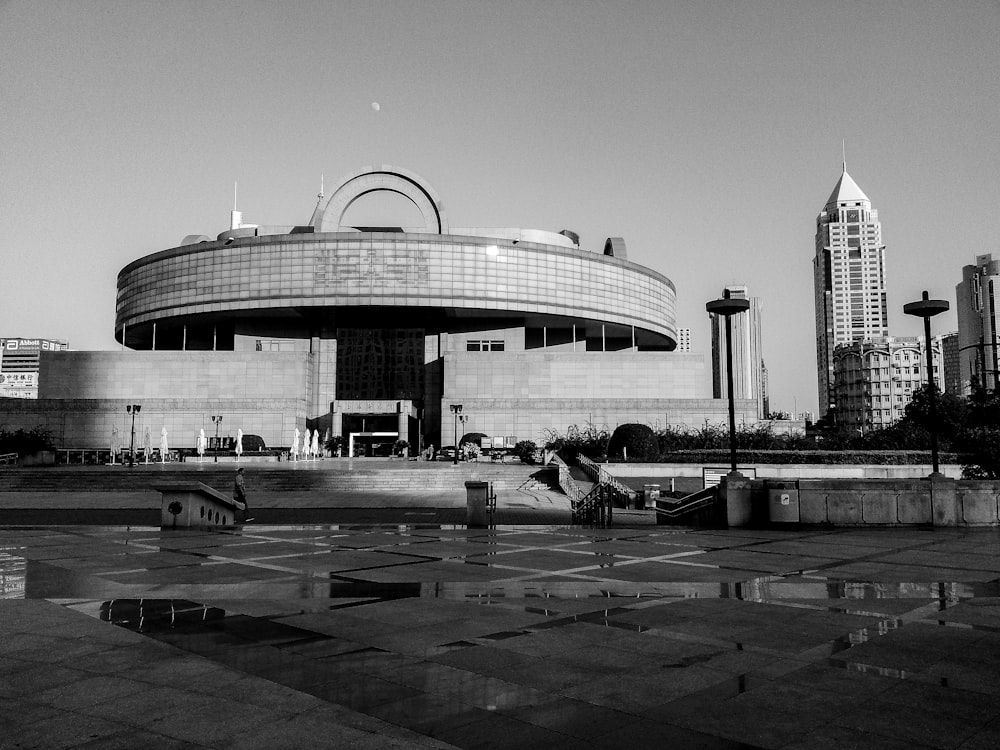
[465,481,489,528]
[767,481,799,523]
[642,484,661,511]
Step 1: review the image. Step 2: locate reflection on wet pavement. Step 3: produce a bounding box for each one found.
[4,524,1000,748]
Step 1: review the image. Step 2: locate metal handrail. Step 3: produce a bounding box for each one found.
[577,455,637,503]
[0,452,17,466]
[557,464,589,504]
[652,486,718,518]
[573,484,611,526]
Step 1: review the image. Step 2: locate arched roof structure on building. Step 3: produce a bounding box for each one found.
[313,165,448,234]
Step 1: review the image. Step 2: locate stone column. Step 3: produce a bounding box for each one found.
[929,474,959,526]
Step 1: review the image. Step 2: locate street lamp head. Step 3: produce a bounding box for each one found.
[903,290,949,319]
[706,297,750,317]
[450,404,463,414]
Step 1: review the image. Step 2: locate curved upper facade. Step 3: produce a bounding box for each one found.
[116,167,677,349]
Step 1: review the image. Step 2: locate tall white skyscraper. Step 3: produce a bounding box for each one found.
[814,164,888,418]
[956,253,1000,393]
[711,285,766,418]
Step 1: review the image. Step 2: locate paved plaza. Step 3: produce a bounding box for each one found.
[3,518,1000,749]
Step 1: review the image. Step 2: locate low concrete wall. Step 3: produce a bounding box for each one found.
[753,477,1000,527]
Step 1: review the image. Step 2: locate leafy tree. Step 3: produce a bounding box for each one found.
[0,427,55,457]
[959,427,1000,479]
[324,435,344,456]
[901,385,968,448]
[513,440,537,465]
[966,385,1000,429]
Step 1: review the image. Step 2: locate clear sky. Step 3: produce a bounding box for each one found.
[2,0,998,415]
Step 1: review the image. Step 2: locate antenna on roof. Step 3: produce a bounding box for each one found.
[842,139,847,172]
[318,173,324,200]
[230,180,242,230]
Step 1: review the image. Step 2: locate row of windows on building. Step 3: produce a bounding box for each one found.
[466,340,505,351]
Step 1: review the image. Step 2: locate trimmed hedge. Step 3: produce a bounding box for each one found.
[607,424,659,462]
[616,449,962,465]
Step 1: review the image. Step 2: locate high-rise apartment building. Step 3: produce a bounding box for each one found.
[956,253,1000,394]
[940,332,961,395]
[814,165,888,418]
[711,285,766,417]
[832,336,942,431]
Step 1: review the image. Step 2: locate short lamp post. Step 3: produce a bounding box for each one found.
[903,291,950,475]
[449,404,463,465]
[706,292,750,474]
[211,415,223,463]
[126,404,141,468]
[458,414,469,460]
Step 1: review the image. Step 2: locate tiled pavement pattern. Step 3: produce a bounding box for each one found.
[3,524,1000,749]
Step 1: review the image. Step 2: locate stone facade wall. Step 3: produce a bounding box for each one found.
[38,351,309,400]
[439,350,753,444]
[0,351,311,448]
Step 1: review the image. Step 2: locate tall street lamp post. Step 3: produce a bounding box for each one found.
[211,415,223,463]
[126,404,141,468]
[706,292,750,474]
[449,404,463,465]
[903,291,950,474]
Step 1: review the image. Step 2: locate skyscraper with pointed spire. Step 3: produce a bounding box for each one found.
[814,164,888,418]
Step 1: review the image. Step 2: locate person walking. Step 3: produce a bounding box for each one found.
[233,467,253,522]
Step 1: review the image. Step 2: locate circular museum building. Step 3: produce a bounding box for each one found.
[19,166,746,455]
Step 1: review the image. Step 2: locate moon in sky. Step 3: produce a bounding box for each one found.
[371,102,380,112]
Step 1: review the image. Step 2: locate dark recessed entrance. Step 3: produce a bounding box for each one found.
[342,413,398,457]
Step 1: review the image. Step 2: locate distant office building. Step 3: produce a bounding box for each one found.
[760,361,769,416]
[675,327,691,352]
[710,285,766,417]
[0,338,69,399]
[832,336,942,431]
[956,253,1000,394]
[940,332,961,395]
[814,164,888,419]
